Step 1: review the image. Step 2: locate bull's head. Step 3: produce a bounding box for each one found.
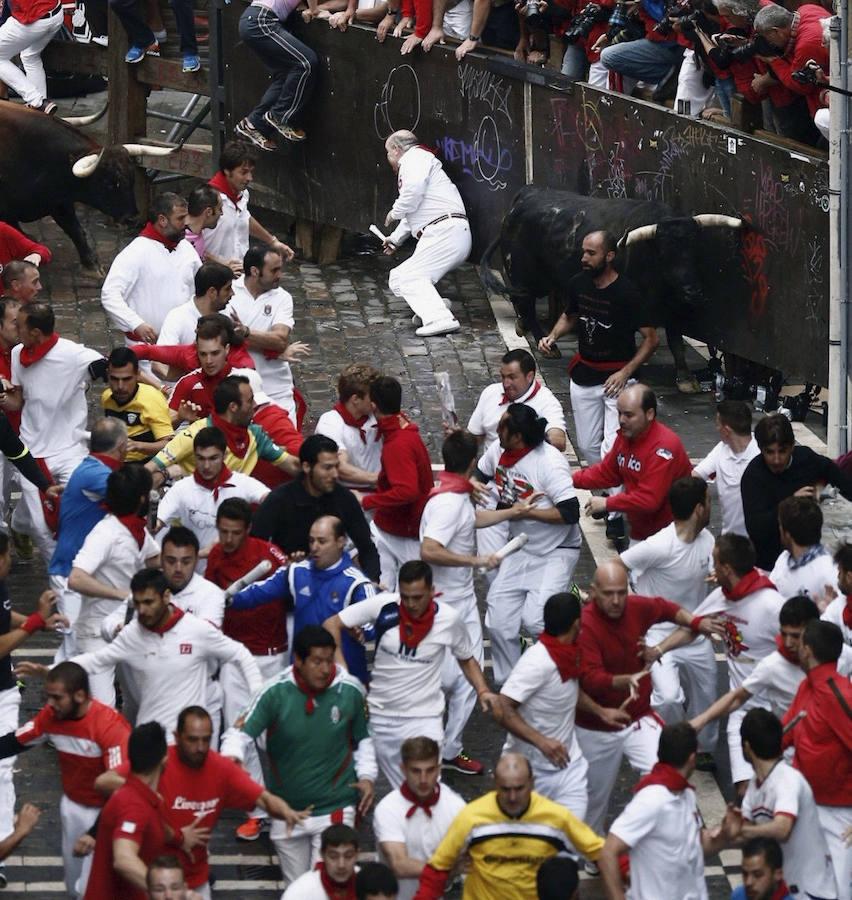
[72,143,177,178]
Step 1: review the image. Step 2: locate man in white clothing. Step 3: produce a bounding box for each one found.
[100,192,200,344]
[382,130,470,337]
[157,261,235,348]
[161,528,226,626]
[770,496,839,604]
[283,825,360,899]
[620,476,718,762]
[692,400,759,537]
[0,0,63,114]
[373,736,465,900]
[822,543,852,649]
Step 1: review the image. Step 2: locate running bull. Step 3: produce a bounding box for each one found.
[0,102,174,276]
[479,187,744,391]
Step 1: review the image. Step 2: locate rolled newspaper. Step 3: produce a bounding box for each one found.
[435,371,458,429]
[477,532,529,573]
[369,224,390,243]
[224,559,273,603]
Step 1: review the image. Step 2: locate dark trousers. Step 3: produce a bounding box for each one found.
[108,0,197,53]
[239,5,318,132]
[170,0,198,54]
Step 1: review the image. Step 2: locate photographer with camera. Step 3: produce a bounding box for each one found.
[560,0,612,84]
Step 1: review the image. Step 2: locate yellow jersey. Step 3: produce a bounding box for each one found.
[101,384,174,463]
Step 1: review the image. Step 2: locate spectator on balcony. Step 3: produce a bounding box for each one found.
[110,0,202,72]
[0,0,64,115]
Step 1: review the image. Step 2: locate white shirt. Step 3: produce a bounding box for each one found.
[282,870,329,900]
[769,549,839,603]
[74,610,262,739]
[500,642,582,774]
[620,523,714,641]
[693,437,759,536]
[227,277,295,410]
[374,784,466,900]
[203,187,251,263]
[72,515,160,641]
[419,491,476,608]
[468,380,567,452]
[478,440,579,557]
[100,235,199,335]
[611,785,707,900]
[337,592,473,719]
[157,299,202,347]
[315,407,382,484]
[12,338,103,458]
[742,761,837,898]
[740,650,804,718]
[822,596,852,649]
[692,585,785,688]
[171,573,226,627]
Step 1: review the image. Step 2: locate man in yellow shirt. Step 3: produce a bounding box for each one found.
[413,753,603,899]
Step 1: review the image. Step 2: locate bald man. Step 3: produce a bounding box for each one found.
[574,561,724,839]
[413,753,603,900]
[381,130,470,338]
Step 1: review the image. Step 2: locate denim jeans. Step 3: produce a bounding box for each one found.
[169,0,198,55]
[108,0,155,49]
[239,5,318,132]
[600,37,683,82]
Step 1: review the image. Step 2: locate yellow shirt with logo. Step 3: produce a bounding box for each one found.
[101,384,174,462]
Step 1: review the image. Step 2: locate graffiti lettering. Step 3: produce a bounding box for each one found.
[740,226,769,323]
[457,64,513,123]
[435,118,513,192]
[374,65,421,140]
[754,161,800,255]
[805,236,824,323]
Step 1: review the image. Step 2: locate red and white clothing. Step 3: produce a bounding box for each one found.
[157,299,203,347]
[769,546,839,604]
[742,760,837,899]
[374,783,466,900]
[203,175,251,263]
[315,405,382,487]
[822,595,852,649]
[693,437,759,536]
[168,365,255,420]
[283,867,357,900]
[467,380,567,452]
[0,222,51,268]
[0,0,63,108]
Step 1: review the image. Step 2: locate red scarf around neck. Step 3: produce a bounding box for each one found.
[116,513,147,550]
[722,569,776,601]
[293,666,335,714]
[90,452,121,471]
[375,412,418,440]
[148,605,185,635]
[193,464,234,501]
[210,412,250,458]
[633,762,694,794]
[843,596,852,630]
[769,882,792,900]
[139,221,179,253]
[400,781,441,819]
[19,332,59,367]
[317,862,357,900]
[333,401,369,444]
[775,634,800,665]
[501,379,541,406]
[399,600,437,651]
[209,170,242,208]
[498,445,535,468]
[538,632,583,681]
[428,471,474,500]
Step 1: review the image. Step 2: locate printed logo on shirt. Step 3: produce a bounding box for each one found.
[2,597,9,612]
[330,705,340,724]
[625,455,641,473]
[120,821,137,834]
[263,304,272,316]
[180,643,193,655]
[299,586,311,597]
[719,616,750,657]
[126,412,139,425]
[173,796,219,813]
[656,448,673,461]
[494,467,536,505]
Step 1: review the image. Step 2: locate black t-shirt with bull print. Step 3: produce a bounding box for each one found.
[564,272,649,386]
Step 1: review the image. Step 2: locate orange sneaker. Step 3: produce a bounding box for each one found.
[235,817,263,841]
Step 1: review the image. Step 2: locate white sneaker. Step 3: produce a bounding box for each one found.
[415,318,461,337]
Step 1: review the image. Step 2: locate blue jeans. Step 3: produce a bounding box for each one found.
[108,0,155,49]
[239,5,318,132]
[600,38,683,82]
[715,75,734,117]
[562,43,587,79]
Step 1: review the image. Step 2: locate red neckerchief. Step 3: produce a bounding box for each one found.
[427,471,474,500]
[147,605,185,634]
[293,666,334,714]
[115,513,147,550]
[19,332,59,367]
[843,595,852,630]
[193,464,234,501]
[209,170,242,208]
[775,634,799,665]
[400,781,441,819]
[633,762,694,794]
[200,363,232,390]
[333,401,369,444]
[316,862,357,900]
[722,569,776,601]
[375,412,418,439]
[90,452,121,471]
[501,380,541,406]
[139,221,178,253]
[399,600,437,651]
[538,632,583,681]
[770,883,792,900]
[498,445,535,468]
[210,412,250,458]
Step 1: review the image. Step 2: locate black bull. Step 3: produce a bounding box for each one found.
[479,187,745,387]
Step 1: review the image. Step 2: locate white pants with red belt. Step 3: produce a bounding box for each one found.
[371,712,443,790]
[60,794,97,898]
[441,599,483,760]
[272,805,356,886]
[370,521,420,591]
[0,7,63,107]
[576,713,663,835]
[569,379,620,465]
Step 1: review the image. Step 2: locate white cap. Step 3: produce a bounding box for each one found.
[244,368,273,408]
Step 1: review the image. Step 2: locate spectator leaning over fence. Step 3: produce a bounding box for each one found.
[109,0,202,70]
[0,0,64,115]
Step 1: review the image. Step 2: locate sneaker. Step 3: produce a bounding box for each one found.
[605,514,627,542]
[442,752,484,775]
[28,99,57,116]
[415,318,460,337]
[182,54,201,73]
[235,118,277,152]
[263,112,307,142]
[235,816,263,841]
[125,41,160,64]
[11,530,33,561]
[695,752,717,772]
[584,860,600,877]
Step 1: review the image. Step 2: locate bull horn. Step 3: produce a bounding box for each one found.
[72,149,105,178]
[61,102,109,127]
[621,224,658,246]
[122,143,178,159]
[693,214,743,229]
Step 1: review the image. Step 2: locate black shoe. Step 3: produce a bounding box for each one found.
[605,515,627,542]
[696,752,717,772]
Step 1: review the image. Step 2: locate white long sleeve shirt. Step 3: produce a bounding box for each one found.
[101,236,200,335]
[203,189,251,263]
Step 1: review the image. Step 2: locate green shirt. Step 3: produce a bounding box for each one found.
[239,668,370,814]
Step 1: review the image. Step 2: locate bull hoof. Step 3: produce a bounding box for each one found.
[515,317,527,337]
[676,375,702,394]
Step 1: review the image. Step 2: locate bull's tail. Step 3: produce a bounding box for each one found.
[478,232,509,297]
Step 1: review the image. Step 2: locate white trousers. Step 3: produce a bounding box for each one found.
[650,636,719,753]
[60,795,98,898]
[674,49,714,117]
[0,688,20,843]
[49,574,82,662]
[475,486,508,587]
[576,714,662,835]
[817,805,852,900]
[569,379,619,465]
[441,601,483,760]
[0,10,63,106]
[74,633,116,708]
[588,60,608,88]
[485,546,580,685]
[389,219,471,328]
[271,805,356,886]
[815,107,830,140]
[532,754,589,824]
[370,522,420,591]
[727,699,761,785]
[442,0,472,40]
[371,712,443,790]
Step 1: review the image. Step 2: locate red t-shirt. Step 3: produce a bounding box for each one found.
[251,402,304,488]
[84,775,167,900]
[114,746,263,887]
